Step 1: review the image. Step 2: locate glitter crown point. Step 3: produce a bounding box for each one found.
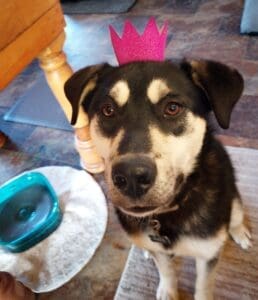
[109,18,168,65]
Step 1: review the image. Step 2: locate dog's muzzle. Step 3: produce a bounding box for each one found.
[111,155,157,199]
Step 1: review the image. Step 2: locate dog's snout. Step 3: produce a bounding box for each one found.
[112,156,157,198]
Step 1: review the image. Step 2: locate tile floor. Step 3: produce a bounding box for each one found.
[0,0,258,299]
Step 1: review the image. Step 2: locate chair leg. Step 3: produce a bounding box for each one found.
[38,32,104,173]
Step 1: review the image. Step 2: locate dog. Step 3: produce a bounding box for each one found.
[64,59,252,300]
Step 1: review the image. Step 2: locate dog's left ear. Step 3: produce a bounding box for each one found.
[181,60,244,129]
[64,63,111,125]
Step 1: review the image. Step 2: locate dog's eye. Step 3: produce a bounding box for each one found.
[101,103,116,117]
[164,102,182,117]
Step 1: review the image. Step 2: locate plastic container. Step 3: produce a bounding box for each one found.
[0,172,62,252]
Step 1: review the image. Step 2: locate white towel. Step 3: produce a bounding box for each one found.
[0,166,108,293]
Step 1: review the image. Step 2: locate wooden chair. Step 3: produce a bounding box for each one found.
[0,0,104,173]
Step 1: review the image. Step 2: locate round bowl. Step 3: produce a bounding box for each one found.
[0,172,62,252]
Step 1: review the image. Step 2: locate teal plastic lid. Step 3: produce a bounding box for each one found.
[0,172,62,252]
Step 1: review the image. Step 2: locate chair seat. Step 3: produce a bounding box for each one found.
[0,0,65,89]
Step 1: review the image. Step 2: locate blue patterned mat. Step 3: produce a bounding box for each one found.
[4,76,73,131]
[241,0,258,35]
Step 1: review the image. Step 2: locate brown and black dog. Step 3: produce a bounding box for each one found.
[64,60,252,300]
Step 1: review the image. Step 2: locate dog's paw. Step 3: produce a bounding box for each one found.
[230,224,252,250]
[156,281,178,300]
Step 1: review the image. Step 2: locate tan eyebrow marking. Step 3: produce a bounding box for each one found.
[109,80,130,107]
[147,79,171,104]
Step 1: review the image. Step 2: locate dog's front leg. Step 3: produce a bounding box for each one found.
[151,252,178,300]
[194,257,218,300]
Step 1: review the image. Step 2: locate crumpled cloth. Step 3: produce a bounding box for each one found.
[0,166,108,293]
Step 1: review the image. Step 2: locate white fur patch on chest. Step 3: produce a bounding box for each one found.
[172,228,227,260]
[130,227,227,260]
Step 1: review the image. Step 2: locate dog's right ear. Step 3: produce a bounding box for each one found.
[180,60,244,129]
[64,63,110,125]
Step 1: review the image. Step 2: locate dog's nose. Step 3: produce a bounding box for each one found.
[112,156,157,198]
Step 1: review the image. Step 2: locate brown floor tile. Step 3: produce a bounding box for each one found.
[244,77,258,96]
[212,95,258,140]
[217,134,258,150]
[163,0,202,13]
[189,36,248,61]
[218,0,243,14]
[245,37,258,60]
[219,14,242,35]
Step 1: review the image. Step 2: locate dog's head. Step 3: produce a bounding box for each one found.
[64,60,243,217]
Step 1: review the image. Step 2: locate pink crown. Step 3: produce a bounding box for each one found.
[109,18,168,65]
